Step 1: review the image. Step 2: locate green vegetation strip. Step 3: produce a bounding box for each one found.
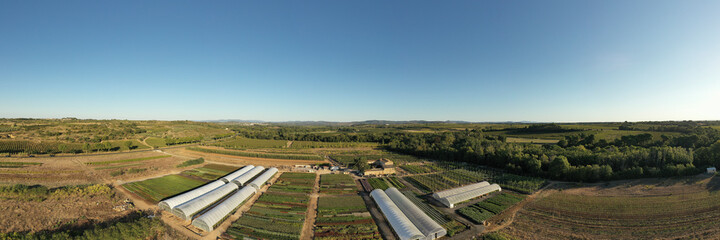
[86,155,171,166]
[188,147,323,160]
[176,157,204,168]
[0,161,42,168]
[457,193,525,224]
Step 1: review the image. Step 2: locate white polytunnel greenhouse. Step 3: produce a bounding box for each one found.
[231,166,265,186]
[431,181,489,200]
[191,186,257,232]
[248,167,278,190]
[220,165,255,183]
[371,189,425,240]
[386,188,446,240]
[172,183,239,220]
[158,179,225,212]
[437,184,501,208]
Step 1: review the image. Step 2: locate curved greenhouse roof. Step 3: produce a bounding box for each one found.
[231,166,265,186]
[386,188,446,240]
[248,167,278,191]
[431,181,489,200]
[371,189,425,240]
[172,183,239,220]
[192,186,256,232]
[158,180,225,212]
[438,184,501,208]
[220,165,254,183]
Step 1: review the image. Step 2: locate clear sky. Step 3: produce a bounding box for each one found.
[1,1,719,122]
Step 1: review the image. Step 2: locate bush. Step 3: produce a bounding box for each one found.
[176,158,204,168]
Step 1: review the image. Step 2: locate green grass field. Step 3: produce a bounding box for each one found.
[180,163,238,181]
[315,195,380,240]
[122,174,207,203]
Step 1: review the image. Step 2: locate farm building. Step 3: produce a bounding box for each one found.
[192,186,256,232]
[371,189,425,240]
[248,167,278,190]
[172,183,239,220]
[432,181,489,200]
[708,167,717,174]
[386,188,446,240]
[231,166,265,186]
[220,165,255,183]
[158,179,225,212]
[364,158,397,176]
[435,183,501,208]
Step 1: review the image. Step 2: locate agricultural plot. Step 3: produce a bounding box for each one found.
[290,141,377,149]
[399,164,443,174]
[457,192,525,224]
[367,177,405,190]
[225,172,315,240]
[85,155,170,166]
[319,174,357,194]
[122,174,207,203]
[0,161,42,168]
[187,147,324,161]
[501,178,720,239]
[404,168,546,194]
[314,195,380,240]
[214,137,288,149]
[267,172,315,193]
[180,164,239,181]
[329,151,425,166]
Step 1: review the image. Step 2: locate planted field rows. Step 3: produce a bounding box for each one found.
[314,195,380,240]
[319,174,357,195]
[188,147,324,161]
[225,172,316,240]
[121,164,237,202]
[85,155,170,166]
[502,189,720,239]
[367,177,405,190]
[403,168,546,194]
[457,192,525,224]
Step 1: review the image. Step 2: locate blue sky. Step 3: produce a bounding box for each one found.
[1,1,718,122]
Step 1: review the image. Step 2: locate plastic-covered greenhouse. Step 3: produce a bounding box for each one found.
[220,165,254,183]
[192,186,257,232]
[371,189,425,240]
[437,184,501,208]
[231,166,265,186]
[172,183,239,220]
[431,181,489,199]
[158,180,225,212]
[386,188,446,240]
[248,167,278,190]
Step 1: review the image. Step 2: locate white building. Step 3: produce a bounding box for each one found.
[708,167,717,174]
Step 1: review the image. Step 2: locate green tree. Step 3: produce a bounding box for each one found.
[549,156,571,179]
[353,157,369,173]
[123,141,133,150]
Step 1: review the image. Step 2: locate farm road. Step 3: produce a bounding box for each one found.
[300,173,320,240]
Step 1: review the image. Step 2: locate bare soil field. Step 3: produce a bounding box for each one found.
[0,187,130,233]
[0,151,191,187]
[499,175,720,239]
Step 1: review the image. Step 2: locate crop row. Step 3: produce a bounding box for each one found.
[85,155,170,166]
[226,172,314,240]
[188,147,323,160]
[457,193,526,224]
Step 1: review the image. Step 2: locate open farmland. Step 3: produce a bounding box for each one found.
[314,195,380,240]
[404,168,546,194]
[214,137,288,149]
[457,192,525,224]
[187,146,324,161]
[225,172,316,240]
[499,175,720,239]
[319,174,357,194]
[367,176,405,190]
